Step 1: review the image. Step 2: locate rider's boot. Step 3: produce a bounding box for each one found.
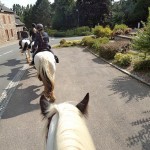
[54,55,59,63]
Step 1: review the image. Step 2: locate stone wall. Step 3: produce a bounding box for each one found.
[0,12,17,44]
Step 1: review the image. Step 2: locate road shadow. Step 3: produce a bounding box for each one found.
[107,76,150,103]
[0,59,36,81]
[92,57,107,65]
[126,117,150,150]
[1,83,42,119]
[0,58,24,67]
[82,47,107,65]
[0,58,26,81]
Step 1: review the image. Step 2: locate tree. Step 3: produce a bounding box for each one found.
[23,5,33,29]
[52,0,76,30]
[13,4,25,21]
[32,0,52,27]
[76,0,112,27]
[112,0,150,27]
[132,8,150,59]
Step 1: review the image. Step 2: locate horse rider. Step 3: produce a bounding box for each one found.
[29,23,37,52]
[19,26,29,49]
[30,23,59,66]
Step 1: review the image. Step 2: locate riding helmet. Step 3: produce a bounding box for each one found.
[23,26,27,31]
[32,23,36,27]
[36,23,43,31]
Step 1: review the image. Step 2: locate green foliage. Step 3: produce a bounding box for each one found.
[53,31,66,37]
[81,36,95,46]
[45,29,57,36]
[99,44,118,60]
[76,0,111,27]
[58,40,81,47]
[93,26,112,38]
[74,26,91,36]
[113,24,128,35]
[81,36,109,52]
[132,8,150,59]
[52,0,76,30]
[133,59,150,71]
[60,39,66,45]
[112,0,150,27]
[99,41,130,60]
[92,37,109,50]
[32,0,51,27]
[114,53,132,67]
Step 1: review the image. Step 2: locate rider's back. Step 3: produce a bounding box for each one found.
[21,31,29,39]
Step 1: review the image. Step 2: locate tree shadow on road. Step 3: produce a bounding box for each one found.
[107,76,150,103]
[126,117,150,150]
[0,58,27,81]
[0,59,24,67]
[1,83,42,119]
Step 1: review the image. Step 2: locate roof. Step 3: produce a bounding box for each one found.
[15,17,24,26]
[0,5,14,13]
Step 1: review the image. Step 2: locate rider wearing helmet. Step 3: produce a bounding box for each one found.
[30,23,37,41]
[19,26,29,49]
[30,23,59,65]
[29,23,37,52]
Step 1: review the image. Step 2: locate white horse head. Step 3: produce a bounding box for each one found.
[34,51,56,102]
[40,93,96,150]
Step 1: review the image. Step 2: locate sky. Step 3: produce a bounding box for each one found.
[1,0,120,9]
[1,0,54,8]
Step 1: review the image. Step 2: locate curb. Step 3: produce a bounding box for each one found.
[89,50,150,87]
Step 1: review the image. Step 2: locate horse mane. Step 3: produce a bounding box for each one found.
[40,93,95,150]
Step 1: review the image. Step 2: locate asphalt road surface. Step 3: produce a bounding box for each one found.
[0,45,150,150]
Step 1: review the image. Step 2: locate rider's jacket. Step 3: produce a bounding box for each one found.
[21,31,29,39]
[33,31,50,51]
[30,28,37,41]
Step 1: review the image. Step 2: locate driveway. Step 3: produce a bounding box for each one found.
[0,47,150,150]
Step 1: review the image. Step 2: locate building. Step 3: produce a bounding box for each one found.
[15,14,24,39]
[0,4,24,44]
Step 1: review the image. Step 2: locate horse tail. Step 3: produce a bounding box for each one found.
[39,57,55,101]
[23,42,28,51]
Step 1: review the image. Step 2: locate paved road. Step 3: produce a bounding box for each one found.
[0,46,150,150]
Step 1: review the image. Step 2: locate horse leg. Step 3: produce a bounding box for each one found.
[27,49,31,62]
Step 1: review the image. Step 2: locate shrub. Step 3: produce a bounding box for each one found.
[81,36,95,46]
[114,53,132,67]
[133,59,150,71]
[74,26,91,36]
[93,26,112,38]
[113,24,128,35]
[60,39,66,45]
[46,29,57,36]
[99,41,130,60]
[92,37,109,51]
[53,31,66,37]
[65,29,75,37]
[81,31,92,36]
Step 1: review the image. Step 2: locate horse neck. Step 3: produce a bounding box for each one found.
[46,113,59,150]
[56,103,96,150]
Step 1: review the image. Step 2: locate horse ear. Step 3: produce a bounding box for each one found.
[76,93,89,114]
[40,95,50,116]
